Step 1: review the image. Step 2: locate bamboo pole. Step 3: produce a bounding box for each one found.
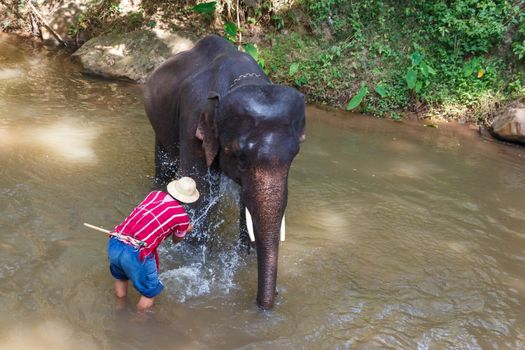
[83,223,111,234]
[83,223,148,248]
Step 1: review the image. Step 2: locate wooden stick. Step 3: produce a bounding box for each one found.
[236,0,242,48]
[83,223,148,248]
[27,1,68,47]
[83,222,110,233]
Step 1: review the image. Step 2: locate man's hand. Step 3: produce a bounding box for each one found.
[172,223,193,244]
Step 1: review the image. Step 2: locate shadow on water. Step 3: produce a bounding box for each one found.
[2,33,525,349]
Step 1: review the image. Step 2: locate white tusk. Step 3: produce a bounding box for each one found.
[245,208,255,242]
[280,215,285,241]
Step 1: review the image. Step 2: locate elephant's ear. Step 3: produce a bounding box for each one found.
[196,92,220,167]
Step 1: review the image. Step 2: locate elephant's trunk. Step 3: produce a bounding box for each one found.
[243,166,288,309]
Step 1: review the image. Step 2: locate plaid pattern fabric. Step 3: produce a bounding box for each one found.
[114,191,190,269]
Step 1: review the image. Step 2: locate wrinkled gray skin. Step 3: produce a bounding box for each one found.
[144,35,306,309]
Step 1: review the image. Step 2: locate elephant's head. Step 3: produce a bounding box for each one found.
[196,84,305,309]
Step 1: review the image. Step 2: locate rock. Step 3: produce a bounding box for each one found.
[71,29,195,83]
[489,106,525,145]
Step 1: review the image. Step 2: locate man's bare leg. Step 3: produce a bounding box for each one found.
[137,296,155,311]
[114,279,128,298]
[114,280,128,311]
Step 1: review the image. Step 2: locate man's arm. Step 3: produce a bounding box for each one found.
[172,223,193,244]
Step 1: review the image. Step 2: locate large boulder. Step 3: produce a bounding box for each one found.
[489,106,525,145]
[71,29,195,83]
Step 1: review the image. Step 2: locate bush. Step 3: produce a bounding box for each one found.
[263,0,525,122]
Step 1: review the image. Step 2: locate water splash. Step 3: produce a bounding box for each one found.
[159,242,246,303]
[159,175,247,303]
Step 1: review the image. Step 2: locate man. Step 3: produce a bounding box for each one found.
[107,177,199,311]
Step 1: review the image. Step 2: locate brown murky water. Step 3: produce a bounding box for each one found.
[1,34,525,349]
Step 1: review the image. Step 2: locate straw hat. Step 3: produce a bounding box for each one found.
[167,177,200,203]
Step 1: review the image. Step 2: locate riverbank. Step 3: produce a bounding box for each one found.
[2,0,525,141]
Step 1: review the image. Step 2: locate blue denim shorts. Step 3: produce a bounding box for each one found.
[107,237,164,298]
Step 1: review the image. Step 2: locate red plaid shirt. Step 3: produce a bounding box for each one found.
[113,191,190,269]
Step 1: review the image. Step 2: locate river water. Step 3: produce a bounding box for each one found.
[1,34,525,349]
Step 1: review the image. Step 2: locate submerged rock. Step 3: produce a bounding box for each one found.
[71,29,195,83]
[489,106,525,145]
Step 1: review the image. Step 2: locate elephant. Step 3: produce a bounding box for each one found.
[144,35,306,309]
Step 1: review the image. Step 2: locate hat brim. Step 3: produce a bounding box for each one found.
[166,182,200,203]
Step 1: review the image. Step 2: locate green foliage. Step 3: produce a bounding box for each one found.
[346,84,368,110]
[259,0,524,121]
[243,43,257,58]
[413,0,512,54]
[224,21,238,42]
[513,10,525,60]
[243,43,266,71]
[127,11,144,28]
[288,62,299,76]
[192,2,217,14]
[287,61,308,86]
[219,20,265,70]
[303,0,336,20]
[374,84,387,98]
[405,52,436,93]
[191,1,217,24]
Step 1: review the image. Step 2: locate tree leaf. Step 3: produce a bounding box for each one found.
[192,1,217,13]
[224,22,238,38]
[374,84,387,97]
[406,69,417,89]
[463,61,474,77]
[258,56,266,71]
[415,80,423,93]
[289,62,299,77]
[411,51,423,66]
[346,84,368,110]
[243,43,259,61]
[477,68,485,78]
[420,61,436,77]
[420,61,429,77]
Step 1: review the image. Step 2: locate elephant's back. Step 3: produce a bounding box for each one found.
[145,35,234,96]
[144,35,234,117]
